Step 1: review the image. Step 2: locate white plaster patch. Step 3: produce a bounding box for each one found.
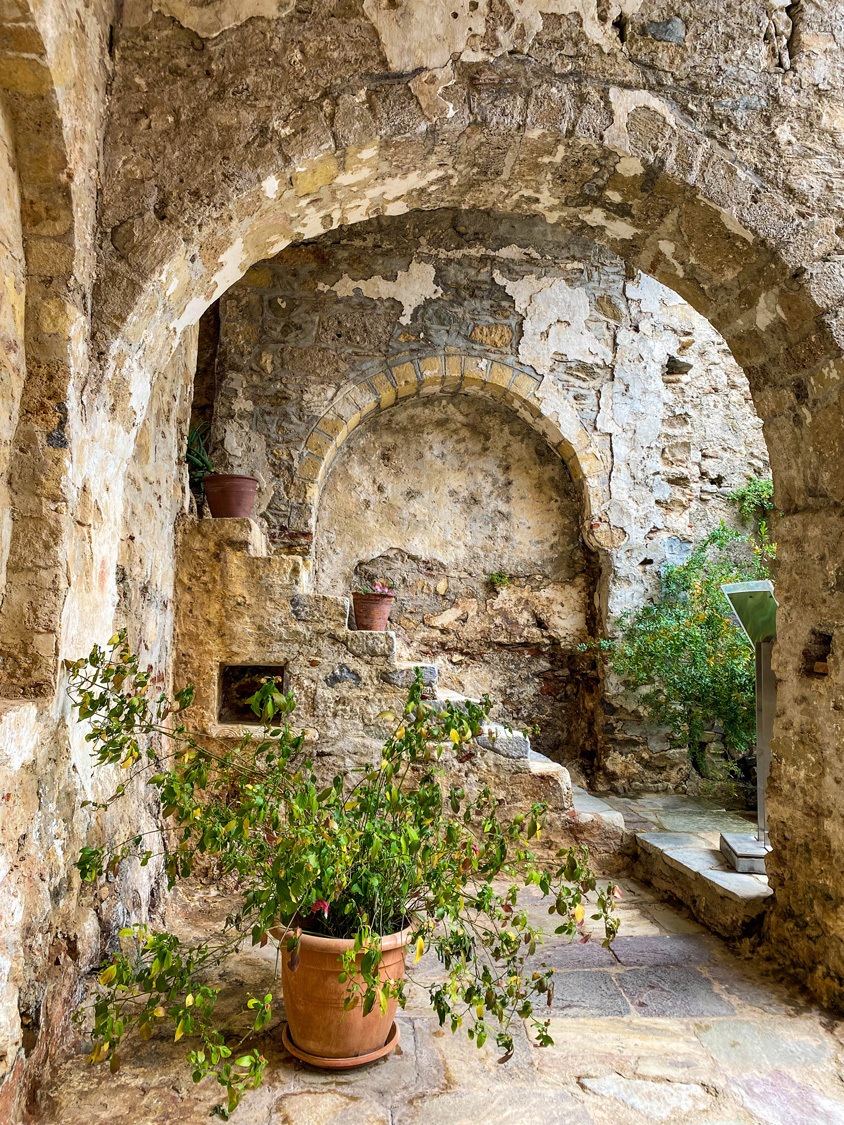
[363,0,644,70]
[363,0,488,72]
[0,702,40,773]
[615,154,644,177]
[581,207,638,240]
[657,240,685,279]
[409,64,457,122]
[262,174,281,199]
[322,260,442,325]
[626,272,684,315]
[603,87,676,156]
[755,289,780,331]
[499,0,644,55]
[153,0,294,38]
[171,237,246,334]
[494,271,613,373]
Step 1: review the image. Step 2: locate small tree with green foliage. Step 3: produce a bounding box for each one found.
[68,634,619,1117]
[600,522,774,768]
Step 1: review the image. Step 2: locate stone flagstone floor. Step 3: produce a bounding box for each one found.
[39,877,844,1125]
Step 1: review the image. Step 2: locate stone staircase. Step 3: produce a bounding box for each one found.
[174,517,627,867]
[426,684,626,866]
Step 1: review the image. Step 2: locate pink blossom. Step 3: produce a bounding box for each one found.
[310,899,329,919]
[613,885,623,900]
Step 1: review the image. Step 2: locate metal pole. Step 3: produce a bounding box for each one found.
[756,640,774,846]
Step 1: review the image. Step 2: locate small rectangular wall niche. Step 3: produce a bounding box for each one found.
[218,663,288,723]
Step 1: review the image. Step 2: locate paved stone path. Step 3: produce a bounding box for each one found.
[41,877,844,1124]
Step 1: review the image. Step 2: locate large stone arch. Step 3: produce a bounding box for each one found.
[291,352,610,556]
[61,74,844,1007]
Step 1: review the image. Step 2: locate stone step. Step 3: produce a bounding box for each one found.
[632,830,773,938]
[432,690,533,760]
[380,663,438,691]
[571,786,626,830]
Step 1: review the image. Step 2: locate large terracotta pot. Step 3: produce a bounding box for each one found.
[352,593,395,631]
[203,473,259,518]
[281,927,409,1061]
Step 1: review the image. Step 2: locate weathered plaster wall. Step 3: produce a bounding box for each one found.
[208,210,766,781]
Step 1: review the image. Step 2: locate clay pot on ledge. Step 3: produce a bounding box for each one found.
[352,592,395,631]
[277,926,410,1067]
[203,473,259,519]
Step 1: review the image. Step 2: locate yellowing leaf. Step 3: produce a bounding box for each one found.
[574,903,585,924]
[395,726,405,740]
[153,1006,166,1019]
[449,729,460,744]
[174,1020,185,1042]
[185,993,194,1008]
[98,964,117,986]
[414,936,425,964]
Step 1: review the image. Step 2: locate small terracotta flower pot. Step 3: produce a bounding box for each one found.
[203,473,258,518]
[352,593,395,631]
[279,927,410,1063]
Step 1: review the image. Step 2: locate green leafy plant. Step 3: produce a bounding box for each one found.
[592,523,774,766]
[186,423,215,489]
[487,571,511,591]
[68,634,620,1117]
[729,476,774,526]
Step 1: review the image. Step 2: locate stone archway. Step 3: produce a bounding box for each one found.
[86,106,844,1006]
[288,352,611,556]
[18,65,844,1011]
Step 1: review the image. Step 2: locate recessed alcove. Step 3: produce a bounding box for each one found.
[218,663,288,725]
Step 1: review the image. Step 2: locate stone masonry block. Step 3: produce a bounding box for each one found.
[391,361,419,398]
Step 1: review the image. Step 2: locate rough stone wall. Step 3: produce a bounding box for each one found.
[1,0,844,1105]
[0,97,26,608]
[0,0,122,1115]
[207,210,766,781]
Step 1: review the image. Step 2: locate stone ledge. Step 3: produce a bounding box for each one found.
[633,831,772,938]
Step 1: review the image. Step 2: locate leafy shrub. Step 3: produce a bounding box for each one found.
[487,571,511,591]
[69,635,619,1117]
[600,524,773,763]
[729,477,774,525]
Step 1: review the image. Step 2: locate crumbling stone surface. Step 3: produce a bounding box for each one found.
[2,0,844,1111]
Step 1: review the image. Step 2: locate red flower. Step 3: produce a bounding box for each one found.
[310,899,329,919]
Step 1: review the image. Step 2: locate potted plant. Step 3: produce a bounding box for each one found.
[351,579,395,631]
[186,423,259,519]
[68,633,620,1118]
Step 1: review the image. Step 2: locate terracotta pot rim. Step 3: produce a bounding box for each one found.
[352,592,395,601]
[276,925,412,955]
[203,473,259,484]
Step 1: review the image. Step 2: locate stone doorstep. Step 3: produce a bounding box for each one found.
[571,786,626,830]
[719,831,771,875]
